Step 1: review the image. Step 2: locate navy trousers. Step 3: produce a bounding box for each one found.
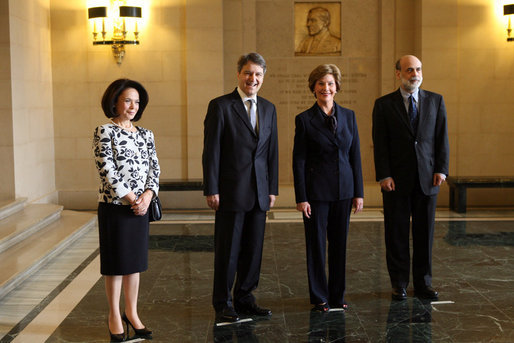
[212,205,267,311]
[382,181,437,290]
[303,199,352,305]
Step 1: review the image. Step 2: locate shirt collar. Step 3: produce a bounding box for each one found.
[315,102,336,117]
[237,87,257,103]
[400,87,419,103]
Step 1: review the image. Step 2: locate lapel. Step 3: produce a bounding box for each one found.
[393,88,415,136]
[417,89,430,132]
[334,104,346,149]
[309,103,341,148]
[230,89,257,137]
[256,97,266,141]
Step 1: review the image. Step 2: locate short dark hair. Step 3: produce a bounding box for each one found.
[308,64,342,94]
[101,79,149,121]
[237,52,267,74]
[395,59,402,71]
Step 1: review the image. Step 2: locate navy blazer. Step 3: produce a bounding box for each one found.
[372,88,449,196]
[293,102,364,203]
[202,89,279,212]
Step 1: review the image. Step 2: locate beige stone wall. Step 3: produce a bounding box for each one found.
[9,0,57,203]
[1,0,512,209]
[51,0,223,209]
[0,0,16,201]
[421,0,514,206]
[222,0,514,208]
[251,0,382,207]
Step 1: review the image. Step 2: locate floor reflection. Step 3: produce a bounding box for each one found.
[213,320,258,343]
[386,299,432,342]
[444,221,514,246]
[42,219,514,342]
[149,234,214,251]
[308,310,346,342]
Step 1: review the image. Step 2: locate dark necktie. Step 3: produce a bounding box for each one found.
[408,95,418,134]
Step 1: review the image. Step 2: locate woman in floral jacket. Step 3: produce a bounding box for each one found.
[93,79,159,341]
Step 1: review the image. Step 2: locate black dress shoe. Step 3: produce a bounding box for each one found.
[392,287,407,301]
[235,302,272,316]
[216,307,240,322]
[414,286,439,300]
[121,313,152,339]
[109,330,126,342]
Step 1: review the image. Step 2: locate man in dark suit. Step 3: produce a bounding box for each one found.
[202,52,278,322]
[372,55,449,301]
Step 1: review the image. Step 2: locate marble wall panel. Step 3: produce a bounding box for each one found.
[9,0,56,202]
[421,0,514,208]
[0,0,15,200]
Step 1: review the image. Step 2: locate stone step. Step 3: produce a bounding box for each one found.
[0,203,63,254]
[0,210,97,300]
[0,198,27,221]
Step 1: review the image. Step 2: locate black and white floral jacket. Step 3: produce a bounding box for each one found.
[93,124,160,205]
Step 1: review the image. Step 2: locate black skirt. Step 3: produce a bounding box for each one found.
[97,202,149,275]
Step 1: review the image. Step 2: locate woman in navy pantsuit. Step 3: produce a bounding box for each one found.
[293,64,364,312]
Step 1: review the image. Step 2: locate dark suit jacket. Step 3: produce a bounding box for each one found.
[293,102,364,203]
[202,88,279,212]
[372,88,449,196]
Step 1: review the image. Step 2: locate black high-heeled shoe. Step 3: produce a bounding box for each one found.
[122,313,153,339]
[109,329,126,342]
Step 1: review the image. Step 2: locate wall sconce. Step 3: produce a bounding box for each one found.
[505,4,514,42]
[88,2,142,64]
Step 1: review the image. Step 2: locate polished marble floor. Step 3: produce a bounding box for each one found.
[1,209,514,342]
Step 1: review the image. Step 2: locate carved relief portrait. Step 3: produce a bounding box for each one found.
[295,2,341,56]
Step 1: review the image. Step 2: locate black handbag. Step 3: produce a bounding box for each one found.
[149,196,162,222]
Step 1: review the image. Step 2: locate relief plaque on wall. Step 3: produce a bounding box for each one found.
[295,2,341,56]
